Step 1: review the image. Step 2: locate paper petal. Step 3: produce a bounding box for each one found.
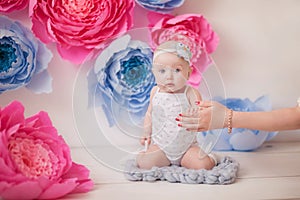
[210,131,232,151]
[213,138,233,151]
[39,179,77,199]
[29,0,37,17]
[87,68,99,108]
[265,131,278,141]
[0,181,42,200]
[229,130,269,151]
[187,70,202,88]
[254,95,272,111]
[94,34,131,73]
[62,162,94,193]
[34,41,53,74]
[26,70,53,94]
[136,0,184,13]
[57,45,92,65]
[147,12,170,28]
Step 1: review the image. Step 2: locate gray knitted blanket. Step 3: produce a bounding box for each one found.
[124,156,239,184]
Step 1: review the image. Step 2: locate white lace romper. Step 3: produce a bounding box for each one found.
[151,86,196,165]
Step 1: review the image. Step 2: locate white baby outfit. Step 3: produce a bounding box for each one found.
[151,87,196,165]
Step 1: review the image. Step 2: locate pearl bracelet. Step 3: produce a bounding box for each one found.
[227,109,233,134]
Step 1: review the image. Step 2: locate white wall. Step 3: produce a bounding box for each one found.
[176,0,300,141]
[1,0,300,147]
[177,0,300,107]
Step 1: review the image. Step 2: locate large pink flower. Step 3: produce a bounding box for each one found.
[148,13,219,87]
[29,0,135,64]
[0,0,29,13]
[0,101,93,200]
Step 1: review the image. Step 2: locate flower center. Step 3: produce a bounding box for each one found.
[63,0,94,18]
[120,56,148,87]
[8,136,59,179]
[0,37,17,73]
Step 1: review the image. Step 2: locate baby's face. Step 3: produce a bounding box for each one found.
[152,52,191,93]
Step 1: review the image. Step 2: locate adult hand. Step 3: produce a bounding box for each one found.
[177,101,229,131]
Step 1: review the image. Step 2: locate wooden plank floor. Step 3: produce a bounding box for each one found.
[62,142,300,200]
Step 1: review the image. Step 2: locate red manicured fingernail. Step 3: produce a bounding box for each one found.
[178,124,182,127]
[179,113,182,116]
[175,118,180,121]
[195,101,200,105]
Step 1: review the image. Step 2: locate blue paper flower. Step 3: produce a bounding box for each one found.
[198,96,278,151]
[88,34,156,127]
[135,0,185,13]
[0,16,53,94]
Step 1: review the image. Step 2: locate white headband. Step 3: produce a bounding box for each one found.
[153,42,192,65]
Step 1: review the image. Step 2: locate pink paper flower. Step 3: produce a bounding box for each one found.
[0,0,29,13]
[148,13,219,87]
[29,0,135,64]
[0,101,93,200]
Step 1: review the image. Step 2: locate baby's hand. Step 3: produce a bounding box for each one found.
[140,135,151,146]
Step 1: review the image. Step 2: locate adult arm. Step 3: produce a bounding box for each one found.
[233,107,300,131]
[178,101,300,132]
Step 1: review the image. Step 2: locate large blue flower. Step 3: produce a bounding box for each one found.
[198,96,278,151]
[135,0,185,13]
[88,34,155,127]
[0,16,52,94]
